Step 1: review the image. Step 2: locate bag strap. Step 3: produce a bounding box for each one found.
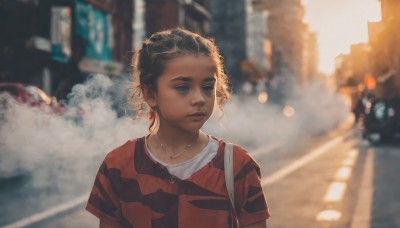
[224,143,234,208]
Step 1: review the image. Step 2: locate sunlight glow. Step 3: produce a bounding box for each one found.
[305,0,381,74]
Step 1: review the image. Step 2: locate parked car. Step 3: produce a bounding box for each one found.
[360,71,400,143]
[0,82,66,115]
[363,97,400,142]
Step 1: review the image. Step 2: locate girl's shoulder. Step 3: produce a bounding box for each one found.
[212,137,262,178]
[212,136,260,167]
[102,136,146,168]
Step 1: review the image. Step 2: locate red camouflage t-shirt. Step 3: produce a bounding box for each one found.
[86,136,270,227]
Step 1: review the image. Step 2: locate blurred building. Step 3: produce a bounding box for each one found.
[253,0,320,84]
[209,0,274,93]
[208,0,247,90]
[1,0,318,100]
[145,0,210,36]
[302,27,319,85]
[237,0,319,101]
[349,43,371,84]
[337,0,400,100]
[0,0,214,99]
[367,0,400,98]
[241,0,272,91]
[334,54,352,88]
[334,43,370,89]
[145,0,274,93]
[370,0,400,73]
[368,21,385,76]
[0,0,132,99]
[266,0,305,82]
[253,0,313,103]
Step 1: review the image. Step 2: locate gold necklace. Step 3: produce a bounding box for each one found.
[155,133,194,159]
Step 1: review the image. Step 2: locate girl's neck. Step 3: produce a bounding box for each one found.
[148,124,208,163]
[156,126,201,148]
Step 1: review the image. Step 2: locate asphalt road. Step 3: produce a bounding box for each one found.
[1,126,399,228]
[370,139,400,228]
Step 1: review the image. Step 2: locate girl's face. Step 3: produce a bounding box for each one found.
[147,54,217,133]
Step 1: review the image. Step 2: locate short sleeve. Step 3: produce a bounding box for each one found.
[86,161,122,227]
[235,155,271,226]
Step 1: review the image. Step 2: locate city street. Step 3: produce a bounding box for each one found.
[2,123,399,228]
[1,0,399,228]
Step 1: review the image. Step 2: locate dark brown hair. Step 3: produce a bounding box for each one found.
[131,27,231,132]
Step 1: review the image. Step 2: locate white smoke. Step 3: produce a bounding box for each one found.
[205,79,349,149]
[0,74,348,195]
[0,75,147,192]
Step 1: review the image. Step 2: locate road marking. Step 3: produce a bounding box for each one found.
[335,149,358,181]
[323,182,347,202]
[335,167,352,181]
[316,210,342,222]
[262,134,345,185]
[316,147,360,223]
[342,157,355,166]
[342,149,358,167]
[351,149,374,228]
[2,193,89,228]
[348,149,358,159]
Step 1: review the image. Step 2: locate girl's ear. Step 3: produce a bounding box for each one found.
[142,86,158,108]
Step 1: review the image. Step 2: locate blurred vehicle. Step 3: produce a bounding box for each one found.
[0,82,66,115]
[363,97,400,142]
[362,72,400,142]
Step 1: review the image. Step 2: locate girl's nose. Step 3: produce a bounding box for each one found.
[191,89,205,106]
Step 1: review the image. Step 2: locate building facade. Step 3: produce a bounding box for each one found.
[266,0,305,81]
[208,0,247,91]
[368,0,400,98]
[145,0,210,37]
[301,28,319,85]
[0,0,132,99]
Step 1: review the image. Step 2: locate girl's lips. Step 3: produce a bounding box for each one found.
[189,112,206,116]
[189,114,206,117]
[187,114,206,121]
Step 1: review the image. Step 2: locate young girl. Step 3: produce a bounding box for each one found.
[86,28,270,228]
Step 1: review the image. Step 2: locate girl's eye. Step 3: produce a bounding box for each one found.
[203,85,215,91]
[175,85,189,92]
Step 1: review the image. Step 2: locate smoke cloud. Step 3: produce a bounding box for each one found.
[0,74,348,199]
[205,79,349,149]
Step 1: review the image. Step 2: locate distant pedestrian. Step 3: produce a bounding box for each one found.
[86,27,270,228]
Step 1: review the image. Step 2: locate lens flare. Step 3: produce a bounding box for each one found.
[258,91,268,104]
[282,105,295,117]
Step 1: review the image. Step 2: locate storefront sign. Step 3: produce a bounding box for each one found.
[75,0,112,61]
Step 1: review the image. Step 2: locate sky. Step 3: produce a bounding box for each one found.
[303,0,381,74]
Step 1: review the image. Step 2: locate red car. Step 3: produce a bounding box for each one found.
[0,82,66,115]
